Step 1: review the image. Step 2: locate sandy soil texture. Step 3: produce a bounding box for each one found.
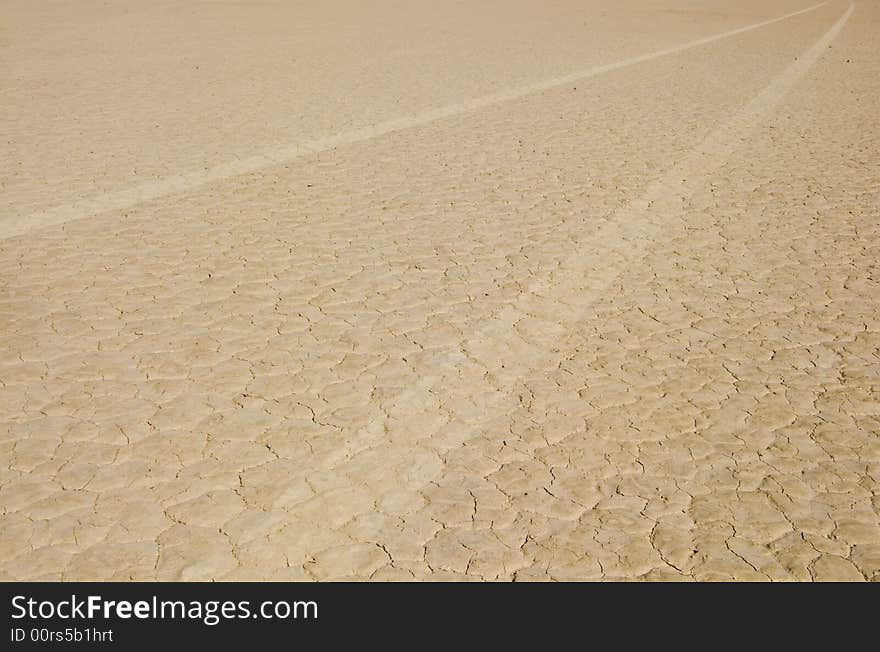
[1,0,878,581]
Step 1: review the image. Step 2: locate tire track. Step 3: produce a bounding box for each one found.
[357,0,855,577]
[1,1,828,239]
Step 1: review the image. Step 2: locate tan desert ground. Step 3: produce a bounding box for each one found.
[1,0,878,581]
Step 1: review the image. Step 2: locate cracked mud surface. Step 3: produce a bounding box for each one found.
[1,0,878,581]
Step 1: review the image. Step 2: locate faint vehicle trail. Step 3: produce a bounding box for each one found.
[0,1,828,239]
[324,0,857,560]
